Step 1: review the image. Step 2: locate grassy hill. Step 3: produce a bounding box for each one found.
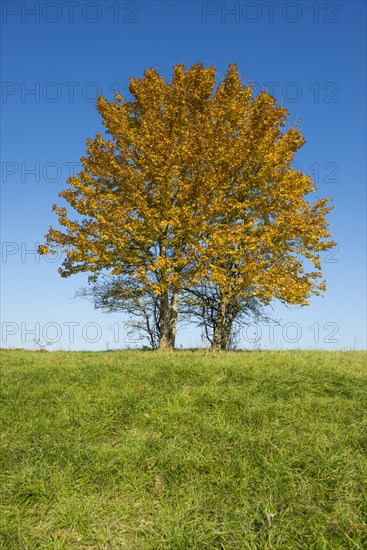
[1,350,366,548]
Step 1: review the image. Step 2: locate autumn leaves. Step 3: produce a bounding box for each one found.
[39,63,334,349]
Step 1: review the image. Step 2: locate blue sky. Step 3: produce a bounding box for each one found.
[1,0,366,350]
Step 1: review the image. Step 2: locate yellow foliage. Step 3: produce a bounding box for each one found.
[38,62,334,308]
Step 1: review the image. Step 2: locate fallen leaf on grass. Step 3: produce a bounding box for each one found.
[154,474,164,492]
[111,439,118,447]
[143,413,151,419]
[266,512,276,525]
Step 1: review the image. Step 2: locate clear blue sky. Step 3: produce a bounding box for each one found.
[1,0,366,350]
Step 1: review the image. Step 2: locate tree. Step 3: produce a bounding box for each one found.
[180,281,269,349]
[39,63,334,350]
[180,69,335,349]
[76,274,162,350]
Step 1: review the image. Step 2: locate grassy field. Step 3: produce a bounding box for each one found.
[1,350,366,549]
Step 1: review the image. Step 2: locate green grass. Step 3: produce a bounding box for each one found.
[1,350,366,549]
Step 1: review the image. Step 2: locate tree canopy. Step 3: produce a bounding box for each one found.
[39,63,334,349]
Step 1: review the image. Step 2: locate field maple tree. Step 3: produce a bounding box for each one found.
[39,63,334,349]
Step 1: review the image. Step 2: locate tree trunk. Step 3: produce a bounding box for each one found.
[159,290,171,349]
[212,300,228,350]
[169,291,179,348]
